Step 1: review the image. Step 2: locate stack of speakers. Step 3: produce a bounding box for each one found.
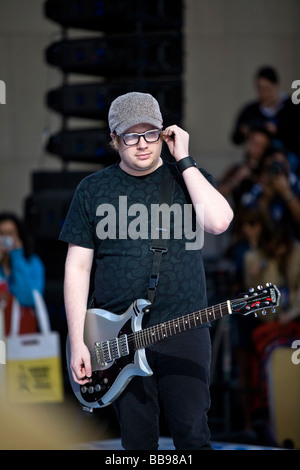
[25,0,184,322]
[44,0,184,164]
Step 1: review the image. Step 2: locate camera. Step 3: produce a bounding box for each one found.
[0,235,14,250]
[268,161,286,175]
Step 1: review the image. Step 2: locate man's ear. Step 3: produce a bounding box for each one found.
[110,132,119,151]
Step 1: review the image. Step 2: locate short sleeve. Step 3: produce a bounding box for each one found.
[59,179,95,249]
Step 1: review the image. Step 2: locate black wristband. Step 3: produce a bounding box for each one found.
[176,156,197,174]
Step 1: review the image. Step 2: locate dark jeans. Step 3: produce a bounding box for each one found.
[114,327,212,450]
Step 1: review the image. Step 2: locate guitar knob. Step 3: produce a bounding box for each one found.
[94,384,101,392]
[81,386,88,393]
[88,386,94,393]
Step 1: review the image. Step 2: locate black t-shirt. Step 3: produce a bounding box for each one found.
[59,161,215,326]
[231,96,300,157]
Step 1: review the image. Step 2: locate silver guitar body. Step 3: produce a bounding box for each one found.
[66,298,152,409]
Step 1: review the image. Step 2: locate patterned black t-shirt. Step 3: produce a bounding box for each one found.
[59,161,215,326]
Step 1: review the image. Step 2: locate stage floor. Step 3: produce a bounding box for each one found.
[74,437,283,450]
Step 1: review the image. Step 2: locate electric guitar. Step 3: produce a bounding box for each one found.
[67,283,281,410]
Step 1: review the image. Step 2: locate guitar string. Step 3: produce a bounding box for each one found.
[129,301,229,348]
[88,293,272,360]
[88,301,230,359]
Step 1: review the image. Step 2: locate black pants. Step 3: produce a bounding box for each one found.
[114,327,212,450]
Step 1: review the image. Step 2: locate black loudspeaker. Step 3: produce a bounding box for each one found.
[24,171,94,302]
[45,33,182,77]
[30,169,93,192]
[46,80,183,124]
[25,170,94,235]
[45,127,119,164]
[25,189,74,240]
[44,0,183,33]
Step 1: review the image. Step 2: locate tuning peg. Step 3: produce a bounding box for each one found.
[261,309,267,315]
[271,308,276,313]
[254,313,258,318]
[249,287,254,293]
[266,282,272,287]
[257,285,263,290]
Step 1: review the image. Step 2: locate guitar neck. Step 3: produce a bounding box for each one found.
[133,301,231,350]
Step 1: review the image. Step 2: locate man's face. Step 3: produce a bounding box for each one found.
[246,131,270,167]
[112,123,163,176]
[256,77,279,106]
[0,219,20,259]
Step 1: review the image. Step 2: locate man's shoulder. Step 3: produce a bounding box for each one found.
[78,163,119,187]
[239,100,261,115]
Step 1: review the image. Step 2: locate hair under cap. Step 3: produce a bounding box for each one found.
[108,92,163,135]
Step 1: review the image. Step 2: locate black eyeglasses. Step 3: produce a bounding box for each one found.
[119,129,162,146]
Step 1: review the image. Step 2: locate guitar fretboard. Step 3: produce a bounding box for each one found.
[131,301,230,350]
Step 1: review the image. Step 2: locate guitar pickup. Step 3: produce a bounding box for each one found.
[95,334,129,366]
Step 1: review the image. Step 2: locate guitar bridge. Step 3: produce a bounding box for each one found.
[95,334,129,366]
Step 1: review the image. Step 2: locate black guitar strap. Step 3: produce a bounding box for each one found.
[147,163,175,304]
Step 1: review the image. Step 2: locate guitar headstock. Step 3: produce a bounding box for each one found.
[230,283,281,317]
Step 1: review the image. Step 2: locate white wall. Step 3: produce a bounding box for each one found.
[0,0,299,216]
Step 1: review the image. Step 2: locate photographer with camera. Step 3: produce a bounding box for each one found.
[218,126,272,209]
[238,148,300,240]
[257,148,300,237]
[0,212,45,335]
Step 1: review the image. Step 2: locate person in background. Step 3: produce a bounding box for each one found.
[232,223,300,441]
[239,147,300,240]
[225,207,265,294]
[218,126,271,209]
[231,65,300,172]
[0,212,45,335]
[244,223,300,324]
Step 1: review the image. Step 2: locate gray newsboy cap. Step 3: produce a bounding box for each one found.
[108,92,163,135]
